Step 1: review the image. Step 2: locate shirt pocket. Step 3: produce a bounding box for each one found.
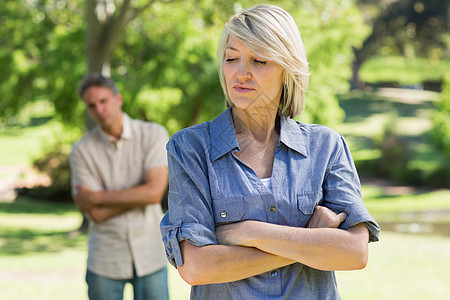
[297,192,322,227]
[212,197,245,225]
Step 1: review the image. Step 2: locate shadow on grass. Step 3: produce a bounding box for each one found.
[337,92,435,123]
[0,197,85,255]
[0,227,86,255]
[0,196,77,215]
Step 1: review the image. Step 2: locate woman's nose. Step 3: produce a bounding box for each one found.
[236,61,252,81]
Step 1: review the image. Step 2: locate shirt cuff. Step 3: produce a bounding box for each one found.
[161,220,218,267]
[341,202,380,242]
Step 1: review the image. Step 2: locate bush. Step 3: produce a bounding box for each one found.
[26,141,72,202]
[357,117,449,188]
[429,73,450,158]
[374,123,410,182]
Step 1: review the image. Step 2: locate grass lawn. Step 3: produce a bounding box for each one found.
[360,56,450,86]
[1,197,449,300]
[336,231,450,300]
[0,120,63,167]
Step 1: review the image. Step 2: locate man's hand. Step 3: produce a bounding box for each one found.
[307,205,346,229]
[73,185,100,212]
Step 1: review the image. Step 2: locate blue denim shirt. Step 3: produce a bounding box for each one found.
[160,108,380,299]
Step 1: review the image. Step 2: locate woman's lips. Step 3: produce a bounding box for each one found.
[233,85,255,93]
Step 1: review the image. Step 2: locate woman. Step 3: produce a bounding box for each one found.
[160,4,379,299]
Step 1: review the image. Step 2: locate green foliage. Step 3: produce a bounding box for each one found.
[28,122,81,202]
[368,121,450,188]
[355,0,450,60]
[116,0,226,131]
[2,0,375,201]
[290,0,369,124]
[32,145,71,202]
[1,0,369,133]
[429,74,450,157]
[337,89,449,188]
[370,118,411,183]
[0,0,86,127]
[351,0,450,89]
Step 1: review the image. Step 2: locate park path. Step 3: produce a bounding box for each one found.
[375,87,439,104]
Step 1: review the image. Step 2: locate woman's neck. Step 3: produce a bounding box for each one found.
[231,106,280,142]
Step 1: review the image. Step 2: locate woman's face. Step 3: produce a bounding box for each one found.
[223,35,284,111]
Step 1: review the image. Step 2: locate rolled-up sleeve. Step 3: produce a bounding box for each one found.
[322,135,380,242]
[160,133,217,267]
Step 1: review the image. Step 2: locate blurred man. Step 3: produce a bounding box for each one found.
[70,73,169,300]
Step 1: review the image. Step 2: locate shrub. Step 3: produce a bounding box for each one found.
[27,141,72,202]
[429,73,450,158]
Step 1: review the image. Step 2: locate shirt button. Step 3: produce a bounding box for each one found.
[220,211,227,218]
[271,270,278,277]
[269,205,276,212]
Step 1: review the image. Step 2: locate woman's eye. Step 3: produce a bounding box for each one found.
[225,58,237,62]
[254,59,267,65]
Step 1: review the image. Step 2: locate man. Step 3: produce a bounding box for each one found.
[70,73,169,300]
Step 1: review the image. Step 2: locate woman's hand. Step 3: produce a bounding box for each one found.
[215,221,253,246]
[307,205,347,229]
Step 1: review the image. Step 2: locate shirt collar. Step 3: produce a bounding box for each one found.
[279,116,308,157]
[210,108,240,162]
[96,112,132,143]
[209,108,308,161]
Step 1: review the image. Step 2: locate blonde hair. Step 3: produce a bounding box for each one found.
[217,4,309,118]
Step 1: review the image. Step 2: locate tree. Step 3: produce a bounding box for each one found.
[2,0,370,209]
[85,0,175,75]
[1,0,369,129]
[350,0,450,89]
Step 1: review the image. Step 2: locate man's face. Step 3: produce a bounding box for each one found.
[82,86,123,130]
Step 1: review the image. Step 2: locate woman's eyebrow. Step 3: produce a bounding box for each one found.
[226,46,239,52]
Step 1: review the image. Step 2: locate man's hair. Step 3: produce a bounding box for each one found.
[217,4,310,118]
[77,73,119,98]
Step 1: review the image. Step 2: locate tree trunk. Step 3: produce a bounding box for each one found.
[75,0,163,233]
[350,47,365,90]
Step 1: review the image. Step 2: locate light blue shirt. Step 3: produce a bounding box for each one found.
[160,108,380,299]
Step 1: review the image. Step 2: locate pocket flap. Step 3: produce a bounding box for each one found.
[212,197,245,224]
[297,193,318,215]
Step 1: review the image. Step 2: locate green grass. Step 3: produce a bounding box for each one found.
[360,56,450,85]
[0,197,449,300]
[362,186,450,223]
[0,197,191,300]
[0,120,62,166]
[336,89,438,154]
[337,232,450,300]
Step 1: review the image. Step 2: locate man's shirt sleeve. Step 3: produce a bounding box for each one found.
[144,123,169,171]
[69,143,103,195]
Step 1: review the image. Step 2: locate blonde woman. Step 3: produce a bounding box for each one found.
[161,4,379,299]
